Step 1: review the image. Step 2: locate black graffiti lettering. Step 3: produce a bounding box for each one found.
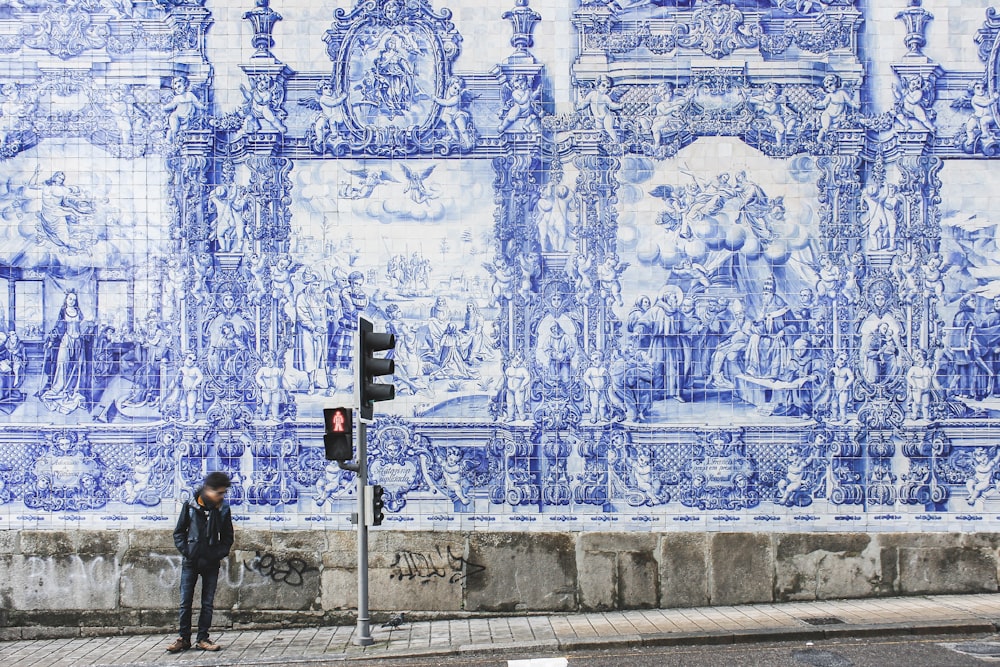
[243,550,317,587]
[389,545,485,585]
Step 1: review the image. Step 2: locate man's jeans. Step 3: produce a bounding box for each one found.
[178,559,220,641]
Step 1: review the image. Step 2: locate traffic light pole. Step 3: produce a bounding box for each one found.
[349,314,394,647]
[354,417,373,646]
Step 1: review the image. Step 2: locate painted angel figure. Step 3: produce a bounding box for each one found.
[750,82,798,145]
[893,74,936,133]
[400,164,436,204]
[952,80,1000,153]
[813,74,860,142]
[862,181,903,252]
[233,74,287,141]
[484,254,516,306]
[566,253,594,302]
[339,166,398,199]
[433,76,477,150]
[642,82,687,146]
[597,254,630,307]
[299,80,347,152]
[498,74,543,133]
[577,75,624,143]
[162,75,205,143]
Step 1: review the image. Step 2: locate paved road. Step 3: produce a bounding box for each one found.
[293,635,1000,667]
[5,593,1000,666]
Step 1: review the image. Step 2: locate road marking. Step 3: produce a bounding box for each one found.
[508,659,569,667]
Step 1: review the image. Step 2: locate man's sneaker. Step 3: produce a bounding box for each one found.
[166,637,190,653]
[195,638,221,651]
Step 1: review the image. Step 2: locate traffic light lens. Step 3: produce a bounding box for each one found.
[323,407,353,435]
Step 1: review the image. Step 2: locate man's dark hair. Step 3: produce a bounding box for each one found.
[204,471,231,489]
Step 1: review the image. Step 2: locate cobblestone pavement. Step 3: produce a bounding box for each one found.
[2,594,1000,666]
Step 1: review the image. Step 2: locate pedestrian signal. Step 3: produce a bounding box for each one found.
[323,407,353,461]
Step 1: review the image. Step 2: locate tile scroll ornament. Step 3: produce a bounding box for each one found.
[3,0,1000,532]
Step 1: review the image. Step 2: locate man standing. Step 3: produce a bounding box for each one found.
[167,472,234,653]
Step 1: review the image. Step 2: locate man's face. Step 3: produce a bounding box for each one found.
[203,485,228,505]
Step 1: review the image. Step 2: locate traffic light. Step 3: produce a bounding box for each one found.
[323,407,353,461]
[358,316,395,420]
[364,484,385,526]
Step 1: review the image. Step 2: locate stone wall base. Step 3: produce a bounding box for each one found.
[2,530,997,639]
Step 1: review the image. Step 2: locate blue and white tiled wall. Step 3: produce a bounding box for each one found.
[1,0,1000,534]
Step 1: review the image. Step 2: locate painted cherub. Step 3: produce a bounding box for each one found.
[176,351,203,422]
[967,447,1000,505]
[813,74,860,142]
[577,75,624,143]
[828,351,854,423]
[234,74,287,140]
[633,447,663,505]
[299,80,347,152]
[433,75,477,150]
[815,254,842,302]
[646,82,686,145]
[777,447,816,505]
[505,351,531,421]
[122,448,158,504]
[254,350,283,421]
[484,254,516,306]
[437,446,472,504]
[905,349,934,421]
[921,253,945,303]
[597,254,629,307]
[582,350,608,423]
[953,80,1000,152]
[893,73,936,133]
[0,82,30,144]
[162,75,205,143]
[314,460,350,506]
[498,74,542,133]
[751,82,798,145]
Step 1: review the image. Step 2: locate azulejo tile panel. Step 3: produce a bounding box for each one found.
[0,0,998,532]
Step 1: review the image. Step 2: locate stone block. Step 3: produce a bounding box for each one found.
[659,533,709,608]
[9,554,120,610]
[577,533,658,610]
[235,548,322,611]
[127,530,176,552]
[367,533,465,611]
[0,530,16,554]
[898,545,998,595]
[619,549,658,609]
[320,567,357,610]
[578,550,616,610]
[273,531,326,552]
[76,531,125,555]
[774,533,884,601]
[322,531,357,568]
[465,533,576,612]
[18,531,74,557]
[236,529,276,552]
[119,552,184,609]
[709,533,773,606]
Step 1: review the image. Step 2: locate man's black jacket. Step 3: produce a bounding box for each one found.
[173,490,234,567]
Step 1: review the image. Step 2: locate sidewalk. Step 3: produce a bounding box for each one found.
[3,594,1000,666]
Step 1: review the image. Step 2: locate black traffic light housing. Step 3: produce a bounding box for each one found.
[323,407,353,461]
[370,484,385,526]
[358,316,396,420]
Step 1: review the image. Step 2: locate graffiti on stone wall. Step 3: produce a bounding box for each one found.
[243,551,318,587]
[388,545,485,585]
